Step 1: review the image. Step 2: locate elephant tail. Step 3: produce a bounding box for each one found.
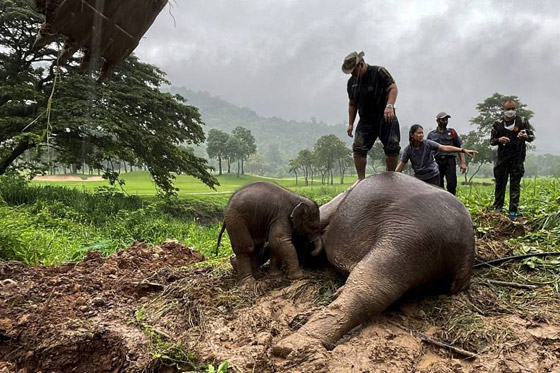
[216,222,226,256]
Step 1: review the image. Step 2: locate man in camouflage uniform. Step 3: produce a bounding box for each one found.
[427,112,466,195]
[342,51,400,180]
[490,100,535,219]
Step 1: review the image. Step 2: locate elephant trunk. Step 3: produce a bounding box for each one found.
[319,184,355,230]
[310,236,323,256]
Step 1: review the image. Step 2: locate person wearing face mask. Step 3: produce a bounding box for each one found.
[427,112,466,195]
[490,100,535,219]
[342,51,401,181]
[396,124,477,185]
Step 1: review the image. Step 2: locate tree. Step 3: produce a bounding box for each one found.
[471,93,534,134]
[224,136,244,177]
[313,135,350,185]
[466,93,535,183]
[0,0,216,194]
[314,135,337,184]
[206,129,230,175]
[288,158,300,185]
[459,130,494,183]
[231,126,256,175]
[334,142,352,184]
[298,149,315,185]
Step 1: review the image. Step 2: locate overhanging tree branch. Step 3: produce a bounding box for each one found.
[0,140,36,175]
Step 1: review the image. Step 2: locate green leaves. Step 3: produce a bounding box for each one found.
[207,361,230,373]
[470,92,534,134]
[0,0,217,195]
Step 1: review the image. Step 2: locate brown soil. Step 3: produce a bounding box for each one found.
[1,219,559,372]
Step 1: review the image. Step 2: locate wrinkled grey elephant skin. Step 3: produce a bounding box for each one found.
[221,181,322,283]
[273,172,475,357]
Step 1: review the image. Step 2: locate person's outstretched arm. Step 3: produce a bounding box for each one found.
[438,145,477,159]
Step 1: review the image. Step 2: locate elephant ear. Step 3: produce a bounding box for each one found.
[290,202,308,230]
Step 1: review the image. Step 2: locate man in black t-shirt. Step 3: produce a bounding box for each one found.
[342,51,401,180]
[490,100,535,219]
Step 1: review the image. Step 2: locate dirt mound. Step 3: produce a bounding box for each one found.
[2,234,559,372]
[0,241,203,372]
[474,211,527,262]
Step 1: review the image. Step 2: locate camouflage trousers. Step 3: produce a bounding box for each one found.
[493,157,525,213]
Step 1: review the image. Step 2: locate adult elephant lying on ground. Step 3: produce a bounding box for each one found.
[273,172,475,356]
[219,181,323,284]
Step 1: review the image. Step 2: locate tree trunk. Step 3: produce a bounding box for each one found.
[218,155,222,175]
[237,159,240,177]
[0,140,36,176]
[241,158,244,175]
[468,163,485,183]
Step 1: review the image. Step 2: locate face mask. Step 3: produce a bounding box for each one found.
[504,110,516,118]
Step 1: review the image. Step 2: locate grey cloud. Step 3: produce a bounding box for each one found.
[136,0,560,154]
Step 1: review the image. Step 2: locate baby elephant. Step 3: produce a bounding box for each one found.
[218,181,323,283]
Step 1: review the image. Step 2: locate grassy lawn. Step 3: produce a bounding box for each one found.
[5,172,555,265]
[31,171,357,197]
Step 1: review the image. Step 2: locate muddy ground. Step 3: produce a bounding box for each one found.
[1,215,559,372]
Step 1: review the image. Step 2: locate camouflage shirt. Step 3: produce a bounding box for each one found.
[490,116,535,163]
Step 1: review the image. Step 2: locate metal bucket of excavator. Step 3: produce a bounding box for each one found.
[31,0,168,80]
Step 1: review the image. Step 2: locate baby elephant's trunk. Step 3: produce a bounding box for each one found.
[310,236,323,256]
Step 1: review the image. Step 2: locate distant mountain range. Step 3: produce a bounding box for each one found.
[167,86,349,160]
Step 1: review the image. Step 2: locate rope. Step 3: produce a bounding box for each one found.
[45,63,61,170]
[474,252,560,269]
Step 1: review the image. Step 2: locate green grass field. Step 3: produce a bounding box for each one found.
[2,172,557,266]
[31,172,310,196]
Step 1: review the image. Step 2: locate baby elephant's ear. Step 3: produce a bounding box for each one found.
[290,202,308,227]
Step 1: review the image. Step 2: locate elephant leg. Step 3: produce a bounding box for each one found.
[269,224,303,280]
[268,254,282,277]
[273,243,410,356]
[250,245,269,279]
[227,223,256,284]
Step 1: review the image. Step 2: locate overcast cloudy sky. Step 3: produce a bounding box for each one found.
[135,0,559,154]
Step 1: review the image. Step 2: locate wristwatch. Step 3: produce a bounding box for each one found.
[386,104,394,109]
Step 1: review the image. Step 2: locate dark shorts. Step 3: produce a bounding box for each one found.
[420,174,441,186]
[352,117,401,157]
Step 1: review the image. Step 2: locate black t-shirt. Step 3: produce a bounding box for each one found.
[347,65,395,123]
[427,128,462,158]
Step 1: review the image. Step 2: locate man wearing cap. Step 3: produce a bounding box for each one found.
[490,100,535,220]
[342,51,400,180]
[427,112,466,195]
